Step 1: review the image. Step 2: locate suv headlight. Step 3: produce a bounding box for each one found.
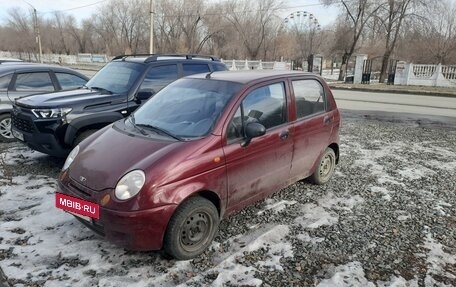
[32,108,72,118]
[62,145,79,171]
[115,170,146,200]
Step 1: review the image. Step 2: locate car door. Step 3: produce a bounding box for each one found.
[289,78,333,181]
[223,81,293,211]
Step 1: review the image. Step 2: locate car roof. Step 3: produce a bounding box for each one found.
[187,70,316,84]
[0,63,88,78]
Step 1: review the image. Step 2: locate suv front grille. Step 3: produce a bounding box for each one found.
[11,114,33,133]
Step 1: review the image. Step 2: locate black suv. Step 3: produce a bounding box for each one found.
[11,54,228,157]
[0,62,88,141]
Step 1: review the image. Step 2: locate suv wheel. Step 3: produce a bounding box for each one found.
[164,196,219,260]
[0,114,14,142]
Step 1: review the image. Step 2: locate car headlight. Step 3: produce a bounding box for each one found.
[32,108,72,118]
[115,170,146,200]
[62,145,79,171]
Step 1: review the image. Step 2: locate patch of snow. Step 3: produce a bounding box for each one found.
[257,199,297,215]
[297,232,325,244]
[422,232,456,279]
[377,275,419,287]
[434,201,451,216]
[397,166,436,180]
[318,193,364,211]
[295,203,339,228]
[370,186,394,201]
[317,261,375,287]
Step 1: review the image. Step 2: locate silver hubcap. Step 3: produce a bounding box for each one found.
[319,153,334,180]
[0,117,13,139]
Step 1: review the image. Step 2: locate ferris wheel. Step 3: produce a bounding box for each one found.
[283,11,321,32]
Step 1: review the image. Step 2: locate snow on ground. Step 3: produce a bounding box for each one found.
[1,117,456,286]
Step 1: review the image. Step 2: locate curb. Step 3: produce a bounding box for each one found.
[328,85,456,98]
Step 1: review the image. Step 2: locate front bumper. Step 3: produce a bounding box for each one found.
[11,107,69,157]
[57,176,177,251]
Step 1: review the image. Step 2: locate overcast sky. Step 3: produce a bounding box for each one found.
[0,0,339,27]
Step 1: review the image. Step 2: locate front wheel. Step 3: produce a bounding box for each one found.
[0,114,14,142]
[310,147,336,185]
[164,196,219,260]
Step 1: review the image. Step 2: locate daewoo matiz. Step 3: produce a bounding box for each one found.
[56,70,340,259]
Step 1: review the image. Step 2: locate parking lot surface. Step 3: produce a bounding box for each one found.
[0,111,455,287]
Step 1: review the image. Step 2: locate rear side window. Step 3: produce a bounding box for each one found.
[212,64,227,71]
[140,65,178,92]
[55,73,87,90]
[14,72,54,92]
[292,79,326,118]
[182,64,210,76]
[0,74,12,91]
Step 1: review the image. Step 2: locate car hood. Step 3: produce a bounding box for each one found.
[15,88,122,109]
[68,123,185,191]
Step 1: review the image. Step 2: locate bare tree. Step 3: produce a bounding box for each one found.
[323,0,384,80]
[377,0,430,82]
[222,0,283,60]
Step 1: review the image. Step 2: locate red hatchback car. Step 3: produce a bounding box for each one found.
[56,70,340,259]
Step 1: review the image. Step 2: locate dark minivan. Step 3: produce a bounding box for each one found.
[56,70,340,259]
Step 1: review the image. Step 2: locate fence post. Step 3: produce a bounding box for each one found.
[231,59,237,71]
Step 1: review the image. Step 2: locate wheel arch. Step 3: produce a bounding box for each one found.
[328,142,339,164]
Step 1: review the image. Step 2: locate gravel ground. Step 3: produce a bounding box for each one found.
[0,111,455,287]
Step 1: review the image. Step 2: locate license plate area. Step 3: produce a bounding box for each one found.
[56,193,100,219]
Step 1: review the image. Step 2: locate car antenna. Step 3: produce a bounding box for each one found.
[205,71,214,79]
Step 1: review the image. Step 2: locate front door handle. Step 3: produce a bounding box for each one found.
[324,115,333,125]
[279,130,289,140]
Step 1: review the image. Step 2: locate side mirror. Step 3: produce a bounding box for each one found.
[241,122,266,147]
[136,89,155,101]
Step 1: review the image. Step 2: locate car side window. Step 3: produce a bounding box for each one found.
[55,73,87,90]
[182,64,210,76]
[140,65,178,92]
[292,79,326,118]
[14,72,54,92]
[212,64,227,71]
[227,82,286,141]
[0,74,12,91]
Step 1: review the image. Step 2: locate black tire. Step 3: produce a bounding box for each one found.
[164,196,219,260]
[73,129,96,146]
[310,147,336,185]
[0,114,14,142]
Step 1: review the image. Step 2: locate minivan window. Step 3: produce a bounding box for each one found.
[133,78,242,138]
[0,74,12,90]
[55,73,87,90]
[182,64,210,76]
[227,82,286,140]
[292,79,326,118]
[86,61,144,94]
[15,72,54,92]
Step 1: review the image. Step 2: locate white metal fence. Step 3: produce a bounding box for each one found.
[221,59,292,71]
[394,62,456,87]
[0,51,108,65]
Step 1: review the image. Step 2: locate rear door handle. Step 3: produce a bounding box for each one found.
[279,130,289,140]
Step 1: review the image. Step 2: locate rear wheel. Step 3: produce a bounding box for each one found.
[310,147,336,185]
[73,129,96,146]
[0,114,14,142]
[164,196,219,260]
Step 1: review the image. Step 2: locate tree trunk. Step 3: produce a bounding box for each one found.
[338,52,350,81]
[379,51,391,84]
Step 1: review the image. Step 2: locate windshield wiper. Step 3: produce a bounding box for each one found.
[136,124,183,141]
[89,86,112,94]
[129,115,148,136]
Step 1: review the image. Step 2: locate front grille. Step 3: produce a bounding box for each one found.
[11,114,33,132]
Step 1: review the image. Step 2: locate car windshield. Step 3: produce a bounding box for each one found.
[86,61,144,94]
[132,78,242,138]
